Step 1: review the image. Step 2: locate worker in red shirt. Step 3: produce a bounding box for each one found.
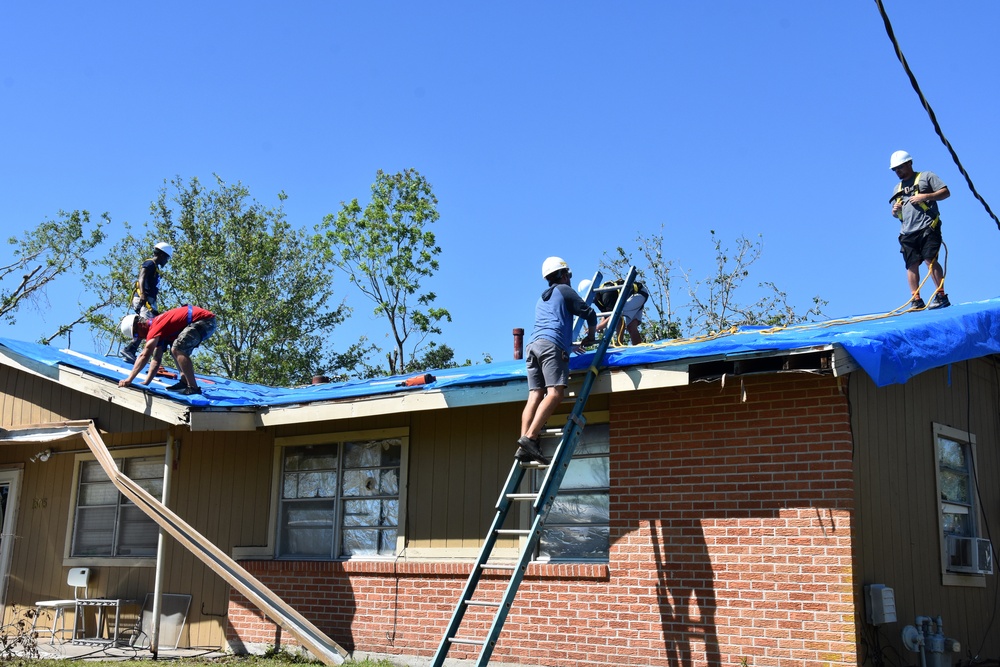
[118,305,217,396]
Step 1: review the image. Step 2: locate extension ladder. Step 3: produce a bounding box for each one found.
[430,266,639,667]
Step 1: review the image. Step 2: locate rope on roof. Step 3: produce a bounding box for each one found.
[874,0,1000,231]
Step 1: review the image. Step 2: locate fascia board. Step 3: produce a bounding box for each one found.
[256,363,690,428]
[0,347,186,426]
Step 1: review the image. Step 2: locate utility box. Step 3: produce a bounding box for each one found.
[866,584,897,625]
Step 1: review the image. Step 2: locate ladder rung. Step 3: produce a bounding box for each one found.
[517,460,549,468]
[496,529,530,536]
[449,636,487,646]
[505,493,539,501]
[465,600,502,607]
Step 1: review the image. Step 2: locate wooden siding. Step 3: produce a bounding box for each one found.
[850,358,1000,659]
[0,365,167,433]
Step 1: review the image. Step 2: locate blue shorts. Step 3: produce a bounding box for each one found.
[173,317,216,355]
[525,339,569,390]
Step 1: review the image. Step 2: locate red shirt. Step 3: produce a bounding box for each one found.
[147,305,214,346]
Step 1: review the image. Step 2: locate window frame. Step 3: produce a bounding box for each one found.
[529,421,610,564]
[269,427,409,561]
[64,447,166,567]
[932,423,987,587]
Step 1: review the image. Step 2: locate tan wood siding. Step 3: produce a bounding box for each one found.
[851,359,1000,657]
[0,365,167,433]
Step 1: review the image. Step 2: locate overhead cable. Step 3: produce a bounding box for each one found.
[874,0,1000,231]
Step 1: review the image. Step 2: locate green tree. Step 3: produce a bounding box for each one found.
[55,221,151,351]
[601,225,682,342]
[142,175,346,386]
[323,169,451,377]
[682,231,826,334]
[603,229,825,341]
[2,210,108,336]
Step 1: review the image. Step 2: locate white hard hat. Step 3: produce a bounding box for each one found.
[577,279,592,294]
[890,150,913,169]
[154,241,173,257]
[120,314,138,339]
[541,256,569,279]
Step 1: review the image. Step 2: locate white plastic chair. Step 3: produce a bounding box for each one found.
[32,567,90,644]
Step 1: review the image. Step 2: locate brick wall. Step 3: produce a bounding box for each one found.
[229,374,856,666]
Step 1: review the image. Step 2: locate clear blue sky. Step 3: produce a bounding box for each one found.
[2,2,998,369]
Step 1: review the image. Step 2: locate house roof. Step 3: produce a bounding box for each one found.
[2,297,999,430]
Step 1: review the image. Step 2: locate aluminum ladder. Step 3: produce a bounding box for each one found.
[430,266,639,667]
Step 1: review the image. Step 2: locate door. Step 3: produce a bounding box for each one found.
[0,470,23,609]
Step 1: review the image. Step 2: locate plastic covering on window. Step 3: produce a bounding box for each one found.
[281,499,336,557]
[280,438,402,558]
[538,526,609,560]
[342,527,397,556]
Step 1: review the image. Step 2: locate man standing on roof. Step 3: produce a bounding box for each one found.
[121,241,173,363]
[587,277,650,345]
[889,151,951,310]
[516,257,597,465]
[118,304,216,396]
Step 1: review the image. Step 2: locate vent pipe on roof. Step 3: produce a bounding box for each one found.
[513,328,524,360]
[312,375,330,385]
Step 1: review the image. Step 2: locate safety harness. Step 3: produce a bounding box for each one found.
[891,171,940,228]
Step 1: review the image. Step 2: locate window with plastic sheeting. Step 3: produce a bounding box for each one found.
[71,456,163,558]
[278,435,404,560]
[531,423,609,562]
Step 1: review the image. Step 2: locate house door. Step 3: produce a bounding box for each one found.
[0,470,23,609]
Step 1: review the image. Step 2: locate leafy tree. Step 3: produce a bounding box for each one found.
[602,229,825,341]
[323,169,451,376]
[1,210,108,335]
[601,225,682,341]
[682,231,826,333]
[53,221,151,350]
[141,175,347,386]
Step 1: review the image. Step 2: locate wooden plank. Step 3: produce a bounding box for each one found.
[0,421,346,664]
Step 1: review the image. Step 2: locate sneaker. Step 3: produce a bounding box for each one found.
[908,297,926,311]
[515,436,550,465]
[120,349,137,364]
[928,293,951,310]
[178,386,202,396]
[166,378,189,391]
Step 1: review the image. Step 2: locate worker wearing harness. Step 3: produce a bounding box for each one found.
[889,151,951,310]
[592,278,650,345]
[121,241,173,363]
[118,304,216,396]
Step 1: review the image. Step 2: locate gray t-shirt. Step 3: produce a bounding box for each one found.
[891,171,946,234]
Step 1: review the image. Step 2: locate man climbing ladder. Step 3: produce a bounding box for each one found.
[516,256,597,464]
[431,264,638,667]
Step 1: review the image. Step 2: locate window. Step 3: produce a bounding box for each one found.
[532,423,609,561]
[934,423,990,581]
[278,435,403,559]
[71,456,163,558]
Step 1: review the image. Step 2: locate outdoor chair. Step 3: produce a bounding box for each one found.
[32,567,90,644]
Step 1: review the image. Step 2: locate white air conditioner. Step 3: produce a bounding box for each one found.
[946,535,994,575]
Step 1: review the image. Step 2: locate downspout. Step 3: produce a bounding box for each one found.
[150,431,176,657]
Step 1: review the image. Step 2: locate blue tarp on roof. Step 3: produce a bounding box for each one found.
[2,297,1000,408]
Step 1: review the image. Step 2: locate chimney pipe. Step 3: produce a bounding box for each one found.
[513,328,524,360]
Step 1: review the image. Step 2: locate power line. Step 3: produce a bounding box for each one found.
[874,0,1000,231]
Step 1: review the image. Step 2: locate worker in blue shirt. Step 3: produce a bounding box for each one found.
[516,257,596,464]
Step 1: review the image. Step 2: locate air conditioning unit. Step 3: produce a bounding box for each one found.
[946,536,994,575]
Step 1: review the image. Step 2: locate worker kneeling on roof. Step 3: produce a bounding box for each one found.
[118,305,217,396]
